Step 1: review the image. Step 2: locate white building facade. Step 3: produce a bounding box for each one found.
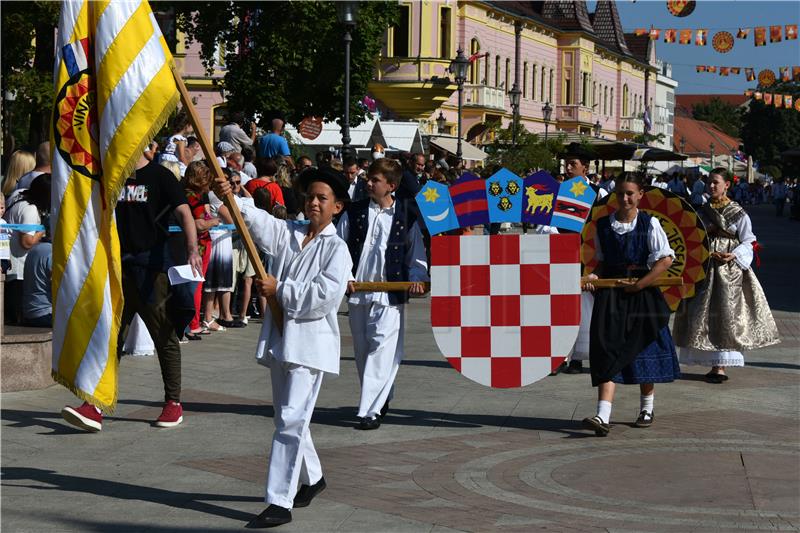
[653,60,678,150]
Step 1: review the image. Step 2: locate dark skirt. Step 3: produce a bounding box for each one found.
[611,326,680,384]
[589,286,679,386]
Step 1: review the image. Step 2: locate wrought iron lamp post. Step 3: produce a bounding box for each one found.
[436,111,447,134]
[593,120,602,138]
[542,101,553,142]
[337,1,359,158]
[449,47,470,163]
[680,136,686,168]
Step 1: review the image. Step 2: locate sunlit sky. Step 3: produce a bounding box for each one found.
[587,0,800,94]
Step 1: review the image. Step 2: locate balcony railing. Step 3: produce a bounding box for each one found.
[556,104,594,124]
[620,116,645,134]
[463,84,506,111]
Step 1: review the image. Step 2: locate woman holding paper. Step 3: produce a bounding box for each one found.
[582,173,679,436]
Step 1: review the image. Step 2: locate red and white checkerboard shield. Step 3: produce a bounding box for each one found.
[430,234,582,388]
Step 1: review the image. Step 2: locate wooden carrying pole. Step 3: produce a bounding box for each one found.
[171,68,284,331]
[582,277,684,289]
[352,279,682,292]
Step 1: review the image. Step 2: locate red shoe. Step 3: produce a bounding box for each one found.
[155,400,183,428]
[61,402,103,432]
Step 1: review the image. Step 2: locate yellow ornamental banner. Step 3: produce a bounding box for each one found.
[51,0,178,413]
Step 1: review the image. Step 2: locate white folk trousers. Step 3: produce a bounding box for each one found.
[265,359,323,509]
[348,302,404,419]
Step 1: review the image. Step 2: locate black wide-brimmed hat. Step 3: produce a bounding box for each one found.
[298,166,350,202]
[559,142,596,162]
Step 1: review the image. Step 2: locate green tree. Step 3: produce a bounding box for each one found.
[1,1,60,149]
[692,97,742,137]
[161,1,399,128]
[740,81,800,174]
[484,122,564,176]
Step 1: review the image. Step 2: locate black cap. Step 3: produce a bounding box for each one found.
[299,167,350,202]
[560,142,596,162]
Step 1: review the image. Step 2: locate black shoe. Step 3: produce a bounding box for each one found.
[564,360,583,374]
[217,318,246,328]
[634,410,654,428]
[704,371,728,383]
[185,333,203,341]
[356,416,381,430]
[293,477,326,508]
[379,401,389,419]
[582,415,610,437]
[549,361,567,376]
[246,505,292,528]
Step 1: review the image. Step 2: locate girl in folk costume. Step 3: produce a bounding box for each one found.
[582,174,680,436]
[212,167,352,528]
[673,169,779,383]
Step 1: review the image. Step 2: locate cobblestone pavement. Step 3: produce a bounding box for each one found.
[2,203,798,532]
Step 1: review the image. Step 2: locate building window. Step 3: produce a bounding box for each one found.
[622,84,629,116]
[523,61,528,99]
[549,68,554,103]
[484,51,490,85]
[505,58,510,92]
[531,64,537,100]
[495,55,501,88]
[469,38,480,84]
[610,88,614,116]
[603,86,608,115]
[541,66,546,102]
[581,72,589,106]
[391,4,410,57]
[439,7,451,59]
[563,52,573,105]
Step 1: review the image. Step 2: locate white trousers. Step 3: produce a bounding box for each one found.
[568,291,593,362]
[265,359,323,509]
[348,302,404,419]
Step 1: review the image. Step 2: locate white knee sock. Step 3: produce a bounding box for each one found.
[596,400,612,424]
[640,393,654,414]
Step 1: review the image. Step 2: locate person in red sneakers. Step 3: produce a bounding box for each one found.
[61,153,203,432]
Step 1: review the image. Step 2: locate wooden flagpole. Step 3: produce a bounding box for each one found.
[171,67,284,331]
[352,278,682,293]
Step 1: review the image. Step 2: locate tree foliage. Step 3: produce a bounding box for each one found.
[692,97,742,138]
[1,1,60,148]
[484,123,565,176]
[158,1,399,127]
[740,81,800,175]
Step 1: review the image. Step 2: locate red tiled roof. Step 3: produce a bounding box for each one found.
[675,94,750,117]
[673,115,741,156]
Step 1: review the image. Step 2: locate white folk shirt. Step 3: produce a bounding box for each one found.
[593,212,675,269]
[336,199,429,307]
[225,196,352,375]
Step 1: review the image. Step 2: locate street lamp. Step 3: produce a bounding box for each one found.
[509,86,521,147]
[680,136,686,168]
[710,142,715,167]
[449,47,470,163]
[337,1,359,159]
[593,120,602,138]
[3,89,17,156]
[435,111,447,134]
[542,101,553,142]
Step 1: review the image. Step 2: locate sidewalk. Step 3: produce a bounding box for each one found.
[2,203,798,532]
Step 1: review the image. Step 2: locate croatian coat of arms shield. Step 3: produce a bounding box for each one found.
[429,233,582,388]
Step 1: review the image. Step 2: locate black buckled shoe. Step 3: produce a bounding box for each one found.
[293,477,326,508]
[564,360,583,374]
[246,505,292,528]
[356,416,381,430]
[634,410,654,428]
[582,415,610,437]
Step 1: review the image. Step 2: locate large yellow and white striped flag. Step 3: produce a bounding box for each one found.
[51,0,179,413]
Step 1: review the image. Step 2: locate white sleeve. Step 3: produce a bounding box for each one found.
[406,223,430,282]
[20,204,41,236]
[647,216,675,269]
[231,195,291,258]
[532,224,559,235]
[277,242,351,320]
[597,188,609,199]
[730,214,755,270]
[335,212,350,241]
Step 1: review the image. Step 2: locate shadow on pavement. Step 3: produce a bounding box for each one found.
[746,361,800,370]
[1,467,259,522]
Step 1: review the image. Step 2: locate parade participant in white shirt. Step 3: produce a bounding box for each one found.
[336,158,428,430]
[212,167,352,529]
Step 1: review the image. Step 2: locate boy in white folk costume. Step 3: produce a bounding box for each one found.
[337,159,429,430]
[212,167,352,528]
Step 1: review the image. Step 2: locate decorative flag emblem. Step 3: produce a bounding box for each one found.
[550,177,597,233]
[415,181,459,235]
[770,25,782,43]
[430,234,582,388]
[695,29,707,46]
[485,168,523,224]
[521,171,559,226]
[450,172,489,228]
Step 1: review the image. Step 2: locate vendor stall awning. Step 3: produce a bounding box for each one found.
[428,136,487,161]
